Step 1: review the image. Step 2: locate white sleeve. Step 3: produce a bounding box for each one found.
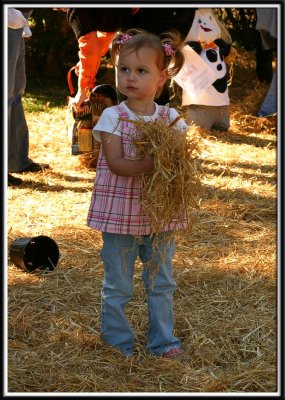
[92,107,122,142]
[169,108,189,132]
[8,8,27,29]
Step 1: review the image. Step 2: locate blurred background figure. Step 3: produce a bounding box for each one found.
[8,7,49,187]
[255,7,277,83]
[255,7,277,117]
[66,8,136,112]
[66,8,197,111]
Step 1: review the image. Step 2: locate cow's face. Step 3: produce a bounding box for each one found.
[201,47,228,93]
[185,9,220,44]
[201,48,226,80]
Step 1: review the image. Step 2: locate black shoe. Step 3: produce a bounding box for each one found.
[8,174,23,186]
[19,162,50,173]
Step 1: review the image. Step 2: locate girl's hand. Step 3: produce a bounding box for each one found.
[100,132,154,176]
[141,154,154,174]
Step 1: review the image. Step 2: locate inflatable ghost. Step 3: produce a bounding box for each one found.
[182,9,232,130]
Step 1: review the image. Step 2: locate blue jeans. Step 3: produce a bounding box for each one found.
[8,13,33,172]
[100,231,180,356]
[258,69,277,117]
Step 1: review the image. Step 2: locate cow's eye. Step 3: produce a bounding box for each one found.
[206,49,217,62]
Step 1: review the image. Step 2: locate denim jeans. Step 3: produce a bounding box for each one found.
[258,69,277,117]
[100,231,180,356]
[8,12,33,172]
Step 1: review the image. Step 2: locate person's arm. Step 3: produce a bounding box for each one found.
[100,132,154,177]
[71,31,115,111]
[168,107,189,131]
[8,8,27,29]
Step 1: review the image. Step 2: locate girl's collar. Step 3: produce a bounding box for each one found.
[123,101,158,117]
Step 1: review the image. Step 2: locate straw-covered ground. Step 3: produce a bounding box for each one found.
[7,49,278,394]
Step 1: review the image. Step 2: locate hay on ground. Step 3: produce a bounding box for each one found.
[7,48,277,394]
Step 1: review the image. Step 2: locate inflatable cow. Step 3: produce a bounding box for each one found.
[182,8,232,131]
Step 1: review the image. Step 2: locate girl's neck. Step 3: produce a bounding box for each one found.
[125,100,156,116]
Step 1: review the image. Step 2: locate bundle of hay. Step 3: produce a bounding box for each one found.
[128,116,202,233]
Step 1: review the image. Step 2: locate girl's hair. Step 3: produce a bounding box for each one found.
[111,29,185,79]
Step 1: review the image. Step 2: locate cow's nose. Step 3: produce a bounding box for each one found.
[217,64,222,71]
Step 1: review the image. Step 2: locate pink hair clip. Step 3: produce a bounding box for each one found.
[115,33,133,45]
[163,43,175,57]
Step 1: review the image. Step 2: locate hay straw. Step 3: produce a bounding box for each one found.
[125,117,202,233]
[7,50,277,393]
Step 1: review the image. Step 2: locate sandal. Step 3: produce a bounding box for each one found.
[162,347,183,359]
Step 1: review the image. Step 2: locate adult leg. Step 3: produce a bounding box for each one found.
[78,31,115,91]
[255,31,273,83]
[100,232,138,356]
[257,68,277,117]
[98,31,116,57]
[8,27,33,172]
[140,232,181,355]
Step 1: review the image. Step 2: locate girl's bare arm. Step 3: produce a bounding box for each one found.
[100,132,154,176]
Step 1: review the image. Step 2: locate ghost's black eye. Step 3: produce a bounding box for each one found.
[206,49,217,62]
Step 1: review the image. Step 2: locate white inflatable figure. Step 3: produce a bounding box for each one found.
[183,8,232,131]
[185,8,221,45]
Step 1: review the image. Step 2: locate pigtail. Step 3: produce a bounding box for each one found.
[160,31,185,78]
[110,34,124,66]
[110,28,144,66]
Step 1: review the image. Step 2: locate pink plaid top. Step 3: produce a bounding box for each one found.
[87,103,188,235]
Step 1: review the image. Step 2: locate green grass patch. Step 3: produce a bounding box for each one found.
[23,77,70,112]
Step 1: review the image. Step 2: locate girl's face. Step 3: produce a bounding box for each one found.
[117,47,167,102]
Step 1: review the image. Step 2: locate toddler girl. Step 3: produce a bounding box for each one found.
[87,29,188,358]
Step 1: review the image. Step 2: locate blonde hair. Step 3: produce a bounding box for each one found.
[111,29,185,98]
